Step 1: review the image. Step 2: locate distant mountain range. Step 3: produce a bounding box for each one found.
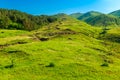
[70,10,120,27]
[1,8,120,31]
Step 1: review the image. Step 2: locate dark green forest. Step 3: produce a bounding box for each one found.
[0,9,57,31]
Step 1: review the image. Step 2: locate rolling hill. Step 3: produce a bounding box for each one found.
[0,9,120,80]
[77,11,102,20]
[70,10,120,27]
[85,14,120,27]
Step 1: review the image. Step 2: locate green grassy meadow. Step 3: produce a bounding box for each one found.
[0,17,120,80]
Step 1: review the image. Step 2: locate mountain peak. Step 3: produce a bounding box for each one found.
[69,13,83,18]
[77,11,102,20]
[109,9,120,17]
[85,11,102,15]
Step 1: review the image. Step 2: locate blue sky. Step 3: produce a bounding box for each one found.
[0,0,120,15]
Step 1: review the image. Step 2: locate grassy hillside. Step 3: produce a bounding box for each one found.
[70,10,120,27]
[85,14,120,27]
[77,11,102,20]
[0,14,120,80]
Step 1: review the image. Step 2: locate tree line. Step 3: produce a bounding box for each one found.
[0,8,57,31]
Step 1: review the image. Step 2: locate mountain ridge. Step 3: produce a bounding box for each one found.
[70,10,120,27]
[109,9,120,17]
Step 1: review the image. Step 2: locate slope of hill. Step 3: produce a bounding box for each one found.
[109,9,120,17]
[77,11,102,20]
[70,10,120,27]
[0,11,120,80]
[0,9,120,80]
[85,14,120,27]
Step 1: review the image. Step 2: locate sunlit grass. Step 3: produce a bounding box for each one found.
[0,20,120,80]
